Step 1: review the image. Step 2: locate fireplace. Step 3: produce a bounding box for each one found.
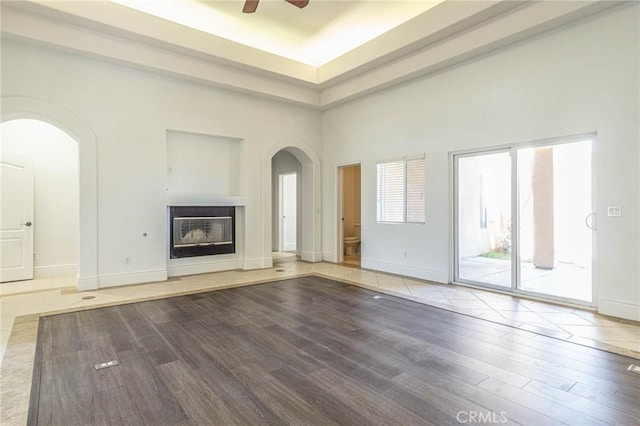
[169,206,235,258]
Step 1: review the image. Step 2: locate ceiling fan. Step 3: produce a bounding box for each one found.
[243,0,309,14]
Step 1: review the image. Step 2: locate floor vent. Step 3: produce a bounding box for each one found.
[627,364,640,374]
[95,360,119,370]
[276,269,285,272]
[81,296,96,300]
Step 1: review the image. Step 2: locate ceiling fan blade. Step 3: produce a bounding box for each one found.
[243,0,259,13]
[285,0,309,8]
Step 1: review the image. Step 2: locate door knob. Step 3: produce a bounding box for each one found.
[584,212,596,231]
[21,221,32,226]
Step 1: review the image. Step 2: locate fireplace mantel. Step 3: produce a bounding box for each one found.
[167,195,246,207]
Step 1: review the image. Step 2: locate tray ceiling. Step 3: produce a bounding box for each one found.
[113,0,445,66]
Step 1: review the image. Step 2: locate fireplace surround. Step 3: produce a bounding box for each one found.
[169,206,235,258]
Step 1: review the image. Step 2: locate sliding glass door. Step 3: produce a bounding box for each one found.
[455,150,512,289]
[516,141,593,302]
[454,138,594,304]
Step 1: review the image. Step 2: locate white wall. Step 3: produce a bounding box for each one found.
[1,38,322,287]
[0,119,79,278]
[322,5,640,320]
[271,150,302,253]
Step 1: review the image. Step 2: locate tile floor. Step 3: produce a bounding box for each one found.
[342,253,361,267]
[1,258,639,424]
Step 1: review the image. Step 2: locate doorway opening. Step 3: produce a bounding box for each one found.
[453,136,594,304]
[279,172,297,253]
[0,119,79,288]
[271,150,302,265]
[337,163,362,267]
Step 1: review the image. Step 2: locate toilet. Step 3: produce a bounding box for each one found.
[344,224,361,256]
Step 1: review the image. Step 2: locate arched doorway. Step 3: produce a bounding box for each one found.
[263,142,322,267]
[272,151,302,259]
[1,120,79,283]
[1,97,98,290]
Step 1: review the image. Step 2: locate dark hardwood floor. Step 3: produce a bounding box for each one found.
[28,277,640,425]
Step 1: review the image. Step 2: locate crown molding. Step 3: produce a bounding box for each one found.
[1,1,626,109]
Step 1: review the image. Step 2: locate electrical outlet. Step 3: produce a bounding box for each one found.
[124,257,131,264]
[607,206,622,217]
[404,251,408,258]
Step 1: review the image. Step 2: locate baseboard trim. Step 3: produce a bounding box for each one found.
[301,251,322,262]
[77,276,99,291]
[34,264,77,279]
[99,269,167,288]
[599,299,640,321]
[244,258,272,270]
[322,252,338,263]
[168,260,242,277]
[362,258,448,283]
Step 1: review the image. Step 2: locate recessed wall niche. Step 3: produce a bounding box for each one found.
[166,130,241,197]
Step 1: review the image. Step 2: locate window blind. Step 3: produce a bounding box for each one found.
[377,157,425,223]
[406,158,426,223]
[377,161,405,222]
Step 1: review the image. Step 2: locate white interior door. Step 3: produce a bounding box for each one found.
[1,160,34,282]
[280,173,297,252]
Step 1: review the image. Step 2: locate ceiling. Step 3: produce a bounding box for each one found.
[112,0,445,66]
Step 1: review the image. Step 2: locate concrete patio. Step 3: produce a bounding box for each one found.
[459,256,591,302]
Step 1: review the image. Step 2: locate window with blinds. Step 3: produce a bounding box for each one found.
[376,157,425,223]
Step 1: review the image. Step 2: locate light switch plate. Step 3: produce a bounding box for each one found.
[607,206,622,217]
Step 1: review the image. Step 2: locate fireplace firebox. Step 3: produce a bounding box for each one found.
[169,206,235,258]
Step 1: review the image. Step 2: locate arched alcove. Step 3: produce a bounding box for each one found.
[1,97,99,290]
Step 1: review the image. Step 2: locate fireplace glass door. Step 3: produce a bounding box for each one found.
[169,206,236,258]
[173,217,232,247]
